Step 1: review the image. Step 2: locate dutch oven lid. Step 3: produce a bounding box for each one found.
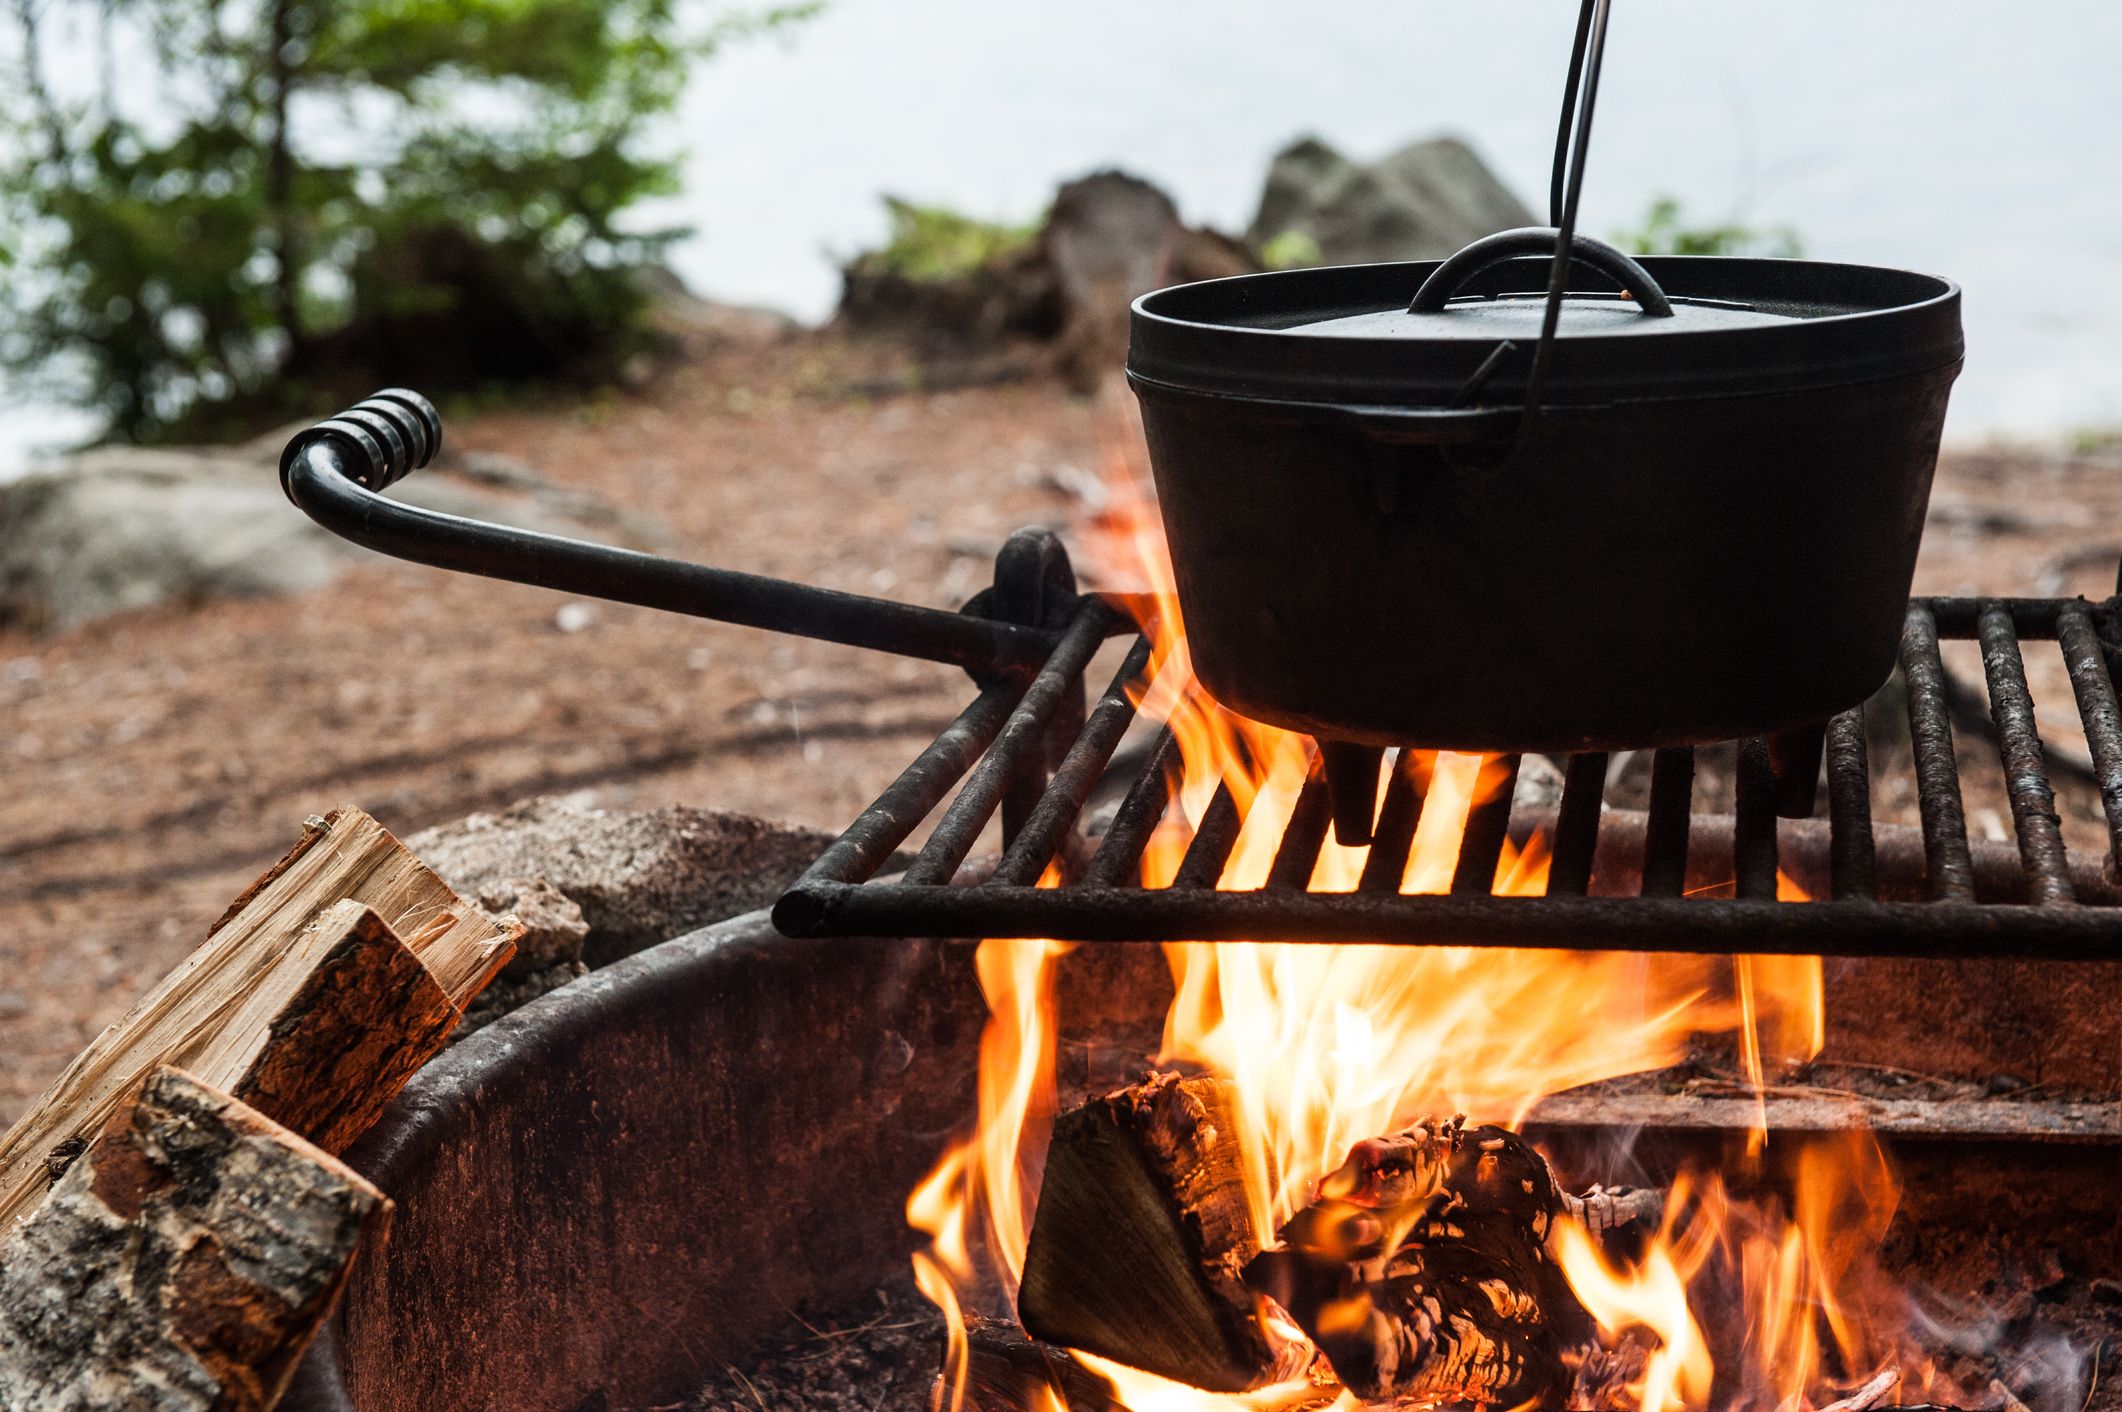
[1129,232,1962,410]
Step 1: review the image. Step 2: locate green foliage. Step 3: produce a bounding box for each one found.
[1257,229,1323,270]
[1613,196,1803,260]
[0,0,816,440]
[851,198,1037,284]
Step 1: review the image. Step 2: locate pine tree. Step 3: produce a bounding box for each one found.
[0,0,815,439]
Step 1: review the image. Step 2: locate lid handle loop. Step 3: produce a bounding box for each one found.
[1407,227,1674,317]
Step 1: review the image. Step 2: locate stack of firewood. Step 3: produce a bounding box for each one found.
[0,808,518,1410]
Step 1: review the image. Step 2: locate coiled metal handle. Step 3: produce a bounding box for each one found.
[278,388,442,501]
[276,385,1080,677]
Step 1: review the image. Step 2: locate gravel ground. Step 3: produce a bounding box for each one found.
[1,335,2117,1127]
[0,337,1114,1123]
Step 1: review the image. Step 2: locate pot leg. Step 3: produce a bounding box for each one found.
[1321,741,1387,847]
[1768,721,1829,819]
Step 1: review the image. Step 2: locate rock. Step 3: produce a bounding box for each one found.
[0,438,663,633]
[834,170,1258,389]
[406,795,841,968]
[633,263,801,348]
[1247,134,1535,267]
[454,878,592,1037]
[476,876,591,971]
[1512,754,1570,816]
[1043,170,1262,392]
[1250,137,1362,254]
[0,447,340,633]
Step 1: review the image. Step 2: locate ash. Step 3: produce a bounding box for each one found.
[680,1279,946,1412]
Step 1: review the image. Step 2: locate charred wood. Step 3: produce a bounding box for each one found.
[1018,1073,1288,1392]
[955,1315,1121,1412]
[1246,1118,1591,1409]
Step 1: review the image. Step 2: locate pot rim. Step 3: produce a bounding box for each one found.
[1129,255,1962,409]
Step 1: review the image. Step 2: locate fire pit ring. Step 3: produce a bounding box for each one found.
[278,912,997,1412]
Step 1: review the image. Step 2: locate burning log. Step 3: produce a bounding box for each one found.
[956,1315,1122,1412]
[1021,1077,1675,1406]
[0,808,518,1233]
[1018,1073,1292,1392]
[1247,1117,1592,1409]
[0,1066,390,1410]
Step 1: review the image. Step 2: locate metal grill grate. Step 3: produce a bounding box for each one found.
[772,595,2122,961]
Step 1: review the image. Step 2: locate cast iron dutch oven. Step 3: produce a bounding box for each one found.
[1127,226,1963,752]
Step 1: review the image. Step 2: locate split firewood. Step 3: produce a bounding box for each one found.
[955,1315,1122,1412]
[0,807,518,1232]
[1246,1117,1592,1409]
[0,1066,391,1411]
[1018,1073,1299,1392]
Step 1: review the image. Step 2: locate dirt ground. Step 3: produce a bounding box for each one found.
[2,336,2118,1126]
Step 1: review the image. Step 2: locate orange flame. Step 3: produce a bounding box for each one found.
[899,443,1943,1412]
[1554,1130,1918,1412]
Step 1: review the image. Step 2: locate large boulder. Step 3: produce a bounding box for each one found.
[1248,134,1535,267]
[0,437,662,633]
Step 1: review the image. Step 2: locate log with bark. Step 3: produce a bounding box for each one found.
[1020,1075,1670,1407]
[0,1066,391,1411]
[0,807,518,1232]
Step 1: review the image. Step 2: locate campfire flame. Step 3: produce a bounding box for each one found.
[907,444,1960,1412]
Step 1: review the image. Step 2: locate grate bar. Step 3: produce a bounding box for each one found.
[1824,706,1878,901]
[1640,747,1695,896]
[1976,604,2074,904]
[1452,754,1523,895]
[1081,727,1177,888]
[903,604,1115,886]
[781,594,2122,958]
[1733,736,1780,900]
[776,880,2122,960]
[1901,603,1978,902]
[1925,596,2097,639]
[1546,752,1608,896]
[1265,757,1334,891]
[1360,751,1436,893]
[1173,784,1244,888]
[990,636,1154,886]
[791,679,1027,889]
[2056,604,2122,877]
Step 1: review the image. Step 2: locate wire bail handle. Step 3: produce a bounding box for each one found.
[1405,0,1625,440]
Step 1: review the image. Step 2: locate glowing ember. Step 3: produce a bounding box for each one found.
[905,448,1974,1412]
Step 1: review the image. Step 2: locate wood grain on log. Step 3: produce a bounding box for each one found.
[0,808,517,1232]
[229,898,461,1154]
[1018,1073,1284,1392]
[0,1067,390,1412]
